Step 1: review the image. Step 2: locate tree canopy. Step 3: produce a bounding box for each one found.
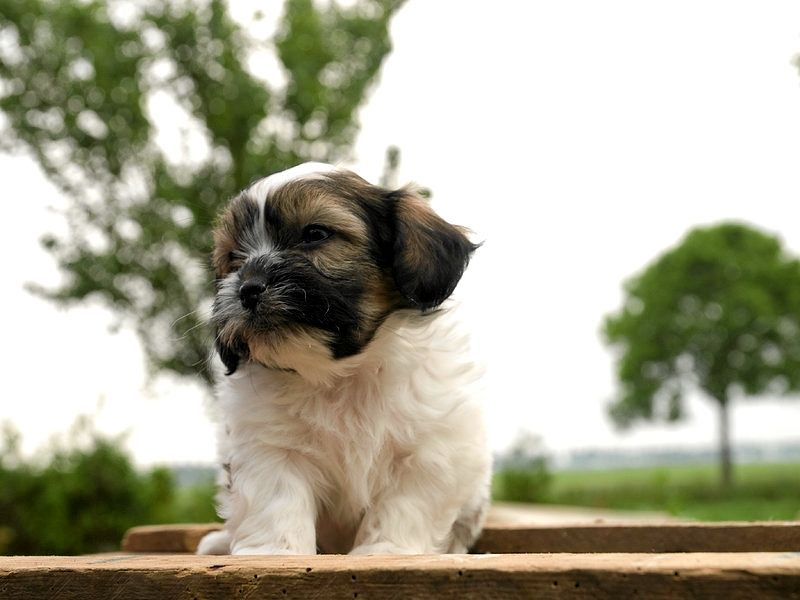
[603,222,800,486]
[0,0,405,385]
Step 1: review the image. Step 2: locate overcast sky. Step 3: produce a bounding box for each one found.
[3,1,800,466]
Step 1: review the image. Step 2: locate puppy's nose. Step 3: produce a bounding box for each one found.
[239,278,267,310]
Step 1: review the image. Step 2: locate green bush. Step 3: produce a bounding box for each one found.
[493,465,552,503]
[170,480,218,524]
[492,431,553,503]
[0,422,217,555]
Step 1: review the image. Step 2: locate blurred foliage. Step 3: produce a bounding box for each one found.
[0,419,216,555]
[379,144,400,188]
[0,0,405,386]
[540,462,800,521]
[379,144,430,198]
[492,432,552,503]
[603,222,800,486]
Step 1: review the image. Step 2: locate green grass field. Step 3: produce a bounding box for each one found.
[494,462,800,521]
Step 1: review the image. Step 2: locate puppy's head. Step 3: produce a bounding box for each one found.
[211,162,477,380]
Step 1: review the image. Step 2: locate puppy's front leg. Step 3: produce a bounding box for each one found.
[228,450,317,555]
[350,470,462,555]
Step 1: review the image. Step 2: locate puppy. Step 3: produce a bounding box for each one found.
[197,162,490,555]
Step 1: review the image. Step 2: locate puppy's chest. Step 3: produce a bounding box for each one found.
[300,400,398,490]
[225,365,426,504]
[293,384,417,504]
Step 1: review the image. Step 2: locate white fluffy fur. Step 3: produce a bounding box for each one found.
[197,308,491,556]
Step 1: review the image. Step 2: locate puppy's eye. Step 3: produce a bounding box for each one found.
[301,225,333,245]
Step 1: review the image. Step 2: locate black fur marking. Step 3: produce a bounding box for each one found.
[262,200,294,246]
[244,254,366,359]
[393,234,478,310]
[355,191,397,270]
[391,194,478,310]
[215,333,249,375]
[231,195,259,233]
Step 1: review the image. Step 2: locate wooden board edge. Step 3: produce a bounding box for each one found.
[120,521,800,554]
[121,523,222,552]
[2,553,799,600]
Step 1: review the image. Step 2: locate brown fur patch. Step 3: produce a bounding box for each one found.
[268,180,369,242]
[393,192,441,272]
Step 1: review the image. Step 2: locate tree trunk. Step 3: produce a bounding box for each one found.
[718,399,733,489]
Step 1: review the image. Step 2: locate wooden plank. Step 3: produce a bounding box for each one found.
[121,523,221,553]
[122,521,800,554]
[472,521,800,554]
[485,501,682,525]
[2,553,799,599]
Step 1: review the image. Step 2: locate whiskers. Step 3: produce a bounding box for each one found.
[171,307,212,343]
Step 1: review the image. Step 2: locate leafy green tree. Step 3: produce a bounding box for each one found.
[0,0,405,385]
[604,223,800,487]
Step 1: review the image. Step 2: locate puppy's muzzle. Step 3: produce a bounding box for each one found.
[239,275,268,310]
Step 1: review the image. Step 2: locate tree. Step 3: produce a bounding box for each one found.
[0,0,405,386]
[603,223,800,488]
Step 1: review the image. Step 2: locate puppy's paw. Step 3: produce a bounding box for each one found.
[196,529,231,555]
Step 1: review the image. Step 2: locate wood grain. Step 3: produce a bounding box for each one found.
[472,521,800,553]
[121,521,800,554]
[2,553,799,599]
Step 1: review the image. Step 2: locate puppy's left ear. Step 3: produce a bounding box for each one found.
[390,190,479,310]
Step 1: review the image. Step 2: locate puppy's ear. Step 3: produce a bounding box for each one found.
[215,333,249,376]
[390,190,478,310]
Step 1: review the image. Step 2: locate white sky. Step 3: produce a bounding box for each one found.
[3,1,800,466]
